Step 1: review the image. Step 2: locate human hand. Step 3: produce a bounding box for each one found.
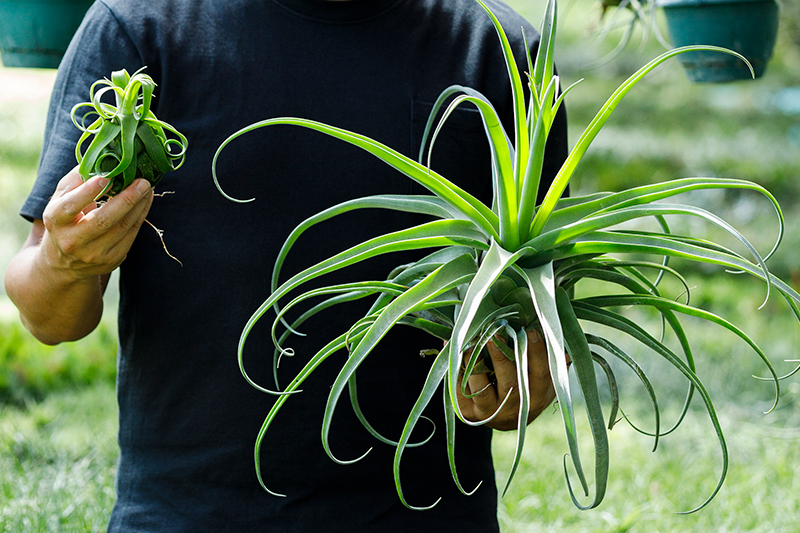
[41,167,154,281]
[456,329,563,431]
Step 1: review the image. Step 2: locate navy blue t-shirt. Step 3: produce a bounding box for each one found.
[22,0,568,530]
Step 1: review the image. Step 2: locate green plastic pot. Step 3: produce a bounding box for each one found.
[659,0,779,82]
[0,0,94,69]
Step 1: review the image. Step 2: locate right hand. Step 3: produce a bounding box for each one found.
[41,167,154,281]
[456,329,560,431]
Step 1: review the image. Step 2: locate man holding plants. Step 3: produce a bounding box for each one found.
[4,0,568,530]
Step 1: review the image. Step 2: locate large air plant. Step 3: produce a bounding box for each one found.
[213,0,800,512]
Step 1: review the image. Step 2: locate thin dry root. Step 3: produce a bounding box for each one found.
[145,218,182,266]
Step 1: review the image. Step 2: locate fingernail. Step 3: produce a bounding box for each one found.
[528,329,542,343]
[135,179,152,194]
[97,177,110,189]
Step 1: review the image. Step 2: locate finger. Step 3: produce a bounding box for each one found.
[107,188,154,256]
[82,201,100,215]
[47,175,110,225]
[108,180,153,233]
[487,338,517,398]
[468,371,506,422]
[525,329,557,422]
[83,179,152,239]
[455,373,477,421]
[525,329,550,382]
[52,167,84,196]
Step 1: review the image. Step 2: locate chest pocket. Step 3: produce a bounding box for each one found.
[410,99,494,207]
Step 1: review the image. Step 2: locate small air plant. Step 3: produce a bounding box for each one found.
[71,67,188,198]
[71,67,188,264]
[213,0,800,513]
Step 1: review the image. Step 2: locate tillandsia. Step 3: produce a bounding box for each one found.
[213,0,800,513]
[591,0,670,64]
[71,67,188,198]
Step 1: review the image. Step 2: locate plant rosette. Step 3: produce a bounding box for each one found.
[72,67,188,198]
[213,0,799,513]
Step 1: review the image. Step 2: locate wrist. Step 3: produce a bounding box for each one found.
[23,241,105,344]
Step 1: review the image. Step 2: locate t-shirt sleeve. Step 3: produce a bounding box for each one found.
[20,0,144,222]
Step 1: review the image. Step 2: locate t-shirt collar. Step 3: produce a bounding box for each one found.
[270,0,406,23]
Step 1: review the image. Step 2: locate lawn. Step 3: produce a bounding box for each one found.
[0,384,117,533]
[1,0,799,530]
[493,276,800,532]
[3,323,800,532]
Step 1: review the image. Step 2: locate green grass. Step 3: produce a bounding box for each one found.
[495,404,800,533]
[1,321,798,532]
[493,270,800,531]
[1,276,798,531]
[0,383,118,533]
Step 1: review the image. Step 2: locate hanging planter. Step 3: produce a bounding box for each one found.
[659,0,780,82]
[0,0,94,69]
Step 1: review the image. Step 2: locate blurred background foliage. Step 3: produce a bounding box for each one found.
[0,0,797,399]
[0,0,799,530]
[0,67,119,404]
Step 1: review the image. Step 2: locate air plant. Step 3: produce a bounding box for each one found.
[590,0,670,64]
[213,0,800,512]
[72,67,188,198]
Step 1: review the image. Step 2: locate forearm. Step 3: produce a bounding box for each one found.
[4,241,105,345]
[5,171,152,345]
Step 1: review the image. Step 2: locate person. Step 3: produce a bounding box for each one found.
[4,0,568,530]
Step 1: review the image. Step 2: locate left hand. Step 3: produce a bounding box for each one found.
[456,329,561,431]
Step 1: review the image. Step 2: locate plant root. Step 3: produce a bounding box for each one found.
[145,218,182,266]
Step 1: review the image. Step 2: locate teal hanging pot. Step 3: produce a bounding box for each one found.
[0,0,94,69]
[659,0,779,82]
